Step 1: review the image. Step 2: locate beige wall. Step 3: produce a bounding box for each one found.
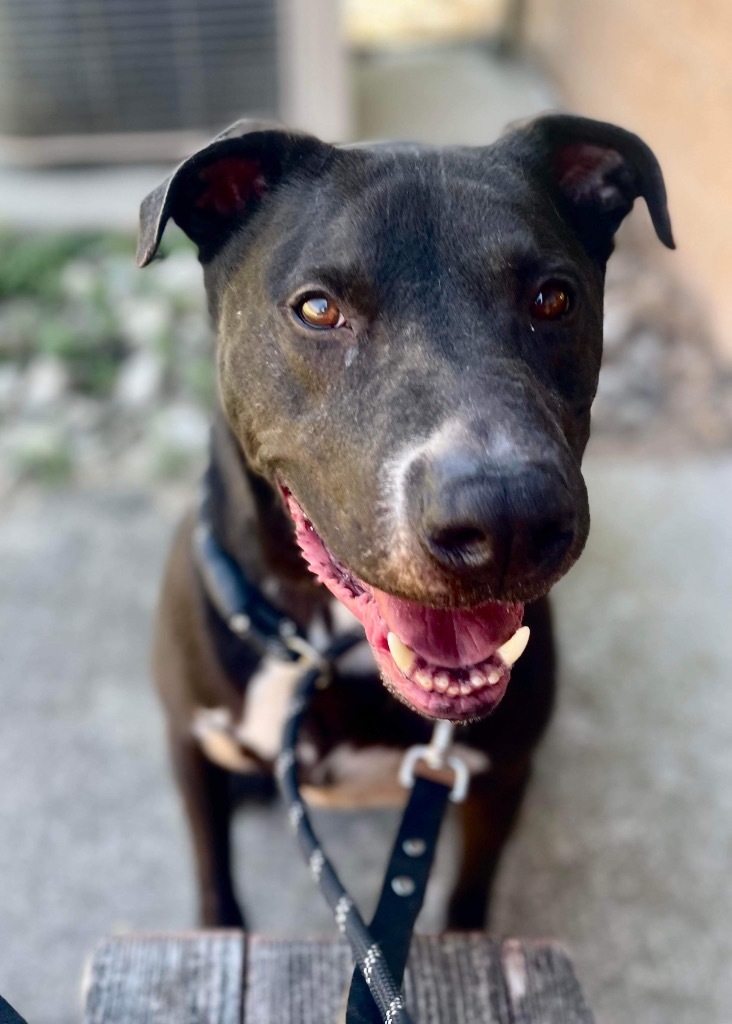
[526,0,732,362]
[345,0,504,47]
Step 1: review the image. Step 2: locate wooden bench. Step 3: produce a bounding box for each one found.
[83,932,595,1023]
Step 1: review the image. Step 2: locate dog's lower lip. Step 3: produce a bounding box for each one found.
[281,485,525,721]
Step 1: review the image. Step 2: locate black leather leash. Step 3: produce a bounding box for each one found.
[194,505,470,1024]
[343,774,452,1024]
[277,640,469,1024]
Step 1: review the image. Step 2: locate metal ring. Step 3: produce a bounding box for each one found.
[398,745,470,804]
[284,634,329,669]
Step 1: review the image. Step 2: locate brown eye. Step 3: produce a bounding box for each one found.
[296,294,346,329]
[531,281,571,321]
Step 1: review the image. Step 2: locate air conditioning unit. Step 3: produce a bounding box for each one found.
[0,0,350,163]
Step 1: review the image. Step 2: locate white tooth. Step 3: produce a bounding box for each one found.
[447,684,460,696]
[387,632,416,675]
[434,673,450,693]
[460,682,473,696]
[487,668,501,686]
[414,670,433,692]
[496,626,530,667]
[469,670,486,689]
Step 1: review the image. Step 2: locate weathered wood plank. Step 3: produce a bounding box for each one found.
[244,934,594,1024]
[404,935,511,1022]
[500,939,595,1024]
[83,932,244,1024]
[84,933,595,1024]
[244,937,352,1024]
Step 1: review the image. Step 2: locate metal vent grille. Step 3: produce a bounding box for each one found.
[0,0,279,137]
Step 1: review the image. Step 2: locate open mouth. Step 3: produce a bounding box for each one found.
[282,488,530,723]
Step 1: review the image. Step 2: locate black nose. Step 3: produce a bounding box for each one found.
[411,452,577,582]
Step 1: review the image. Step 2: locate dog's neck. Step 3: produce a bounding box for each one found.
[206,413,325,620]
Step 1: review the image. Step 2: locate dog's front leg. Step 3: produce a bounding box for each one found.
[168,728,244,928]
[447,759,532,930]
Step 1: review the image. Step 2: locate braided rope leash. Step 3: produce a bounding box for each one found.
[277,633,469,1024]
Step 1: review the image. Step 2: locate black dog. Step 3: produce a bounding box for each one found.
[139,114,673,929]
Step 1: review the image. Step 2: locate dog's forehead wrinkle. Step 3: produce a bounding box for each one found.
[259,166,564,310]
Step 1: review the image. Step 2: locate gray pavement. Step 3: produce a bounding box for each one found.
[1,454,731,1024]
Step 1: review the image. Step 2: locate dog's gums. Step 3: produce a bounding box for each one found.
[282,487,529,722]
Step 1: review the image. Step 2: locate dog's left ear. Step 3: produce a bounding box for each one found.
[508,113,675,259]
[137,119,331,267]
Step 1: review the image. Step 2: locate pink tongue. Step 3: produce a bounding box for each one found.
[373,589,523,669]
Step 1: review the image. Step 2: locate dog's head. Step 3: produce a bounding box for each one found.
[139,115,673,722]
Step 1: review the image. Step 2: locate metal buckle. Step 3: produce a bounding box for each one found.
[399,720,470,803]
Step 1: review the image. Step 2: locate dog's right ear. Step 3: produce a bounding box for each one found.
[137,120,331,267]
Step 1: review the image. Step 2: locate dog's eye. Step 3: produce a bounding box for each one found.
[531,281,571,321]
[295,294,346,330]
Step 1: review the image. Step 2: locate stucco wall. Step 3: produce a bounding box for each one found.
[525,0,732,363]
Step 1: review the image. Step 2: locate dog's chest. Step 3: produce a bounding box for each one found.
[192,632,489,808]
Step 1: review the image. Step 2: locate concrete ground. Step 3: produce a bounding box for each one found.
[1,455,731,1024]
[1,41,731,1024]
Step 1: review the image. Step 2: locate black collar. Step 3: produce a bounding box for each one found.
[193,493,306,664]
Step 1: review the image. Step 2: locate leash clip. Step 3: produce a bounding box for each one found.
[399,720,470,803]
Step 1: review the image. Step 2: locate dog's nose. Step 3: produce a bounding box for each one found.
[411,452,577,582]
